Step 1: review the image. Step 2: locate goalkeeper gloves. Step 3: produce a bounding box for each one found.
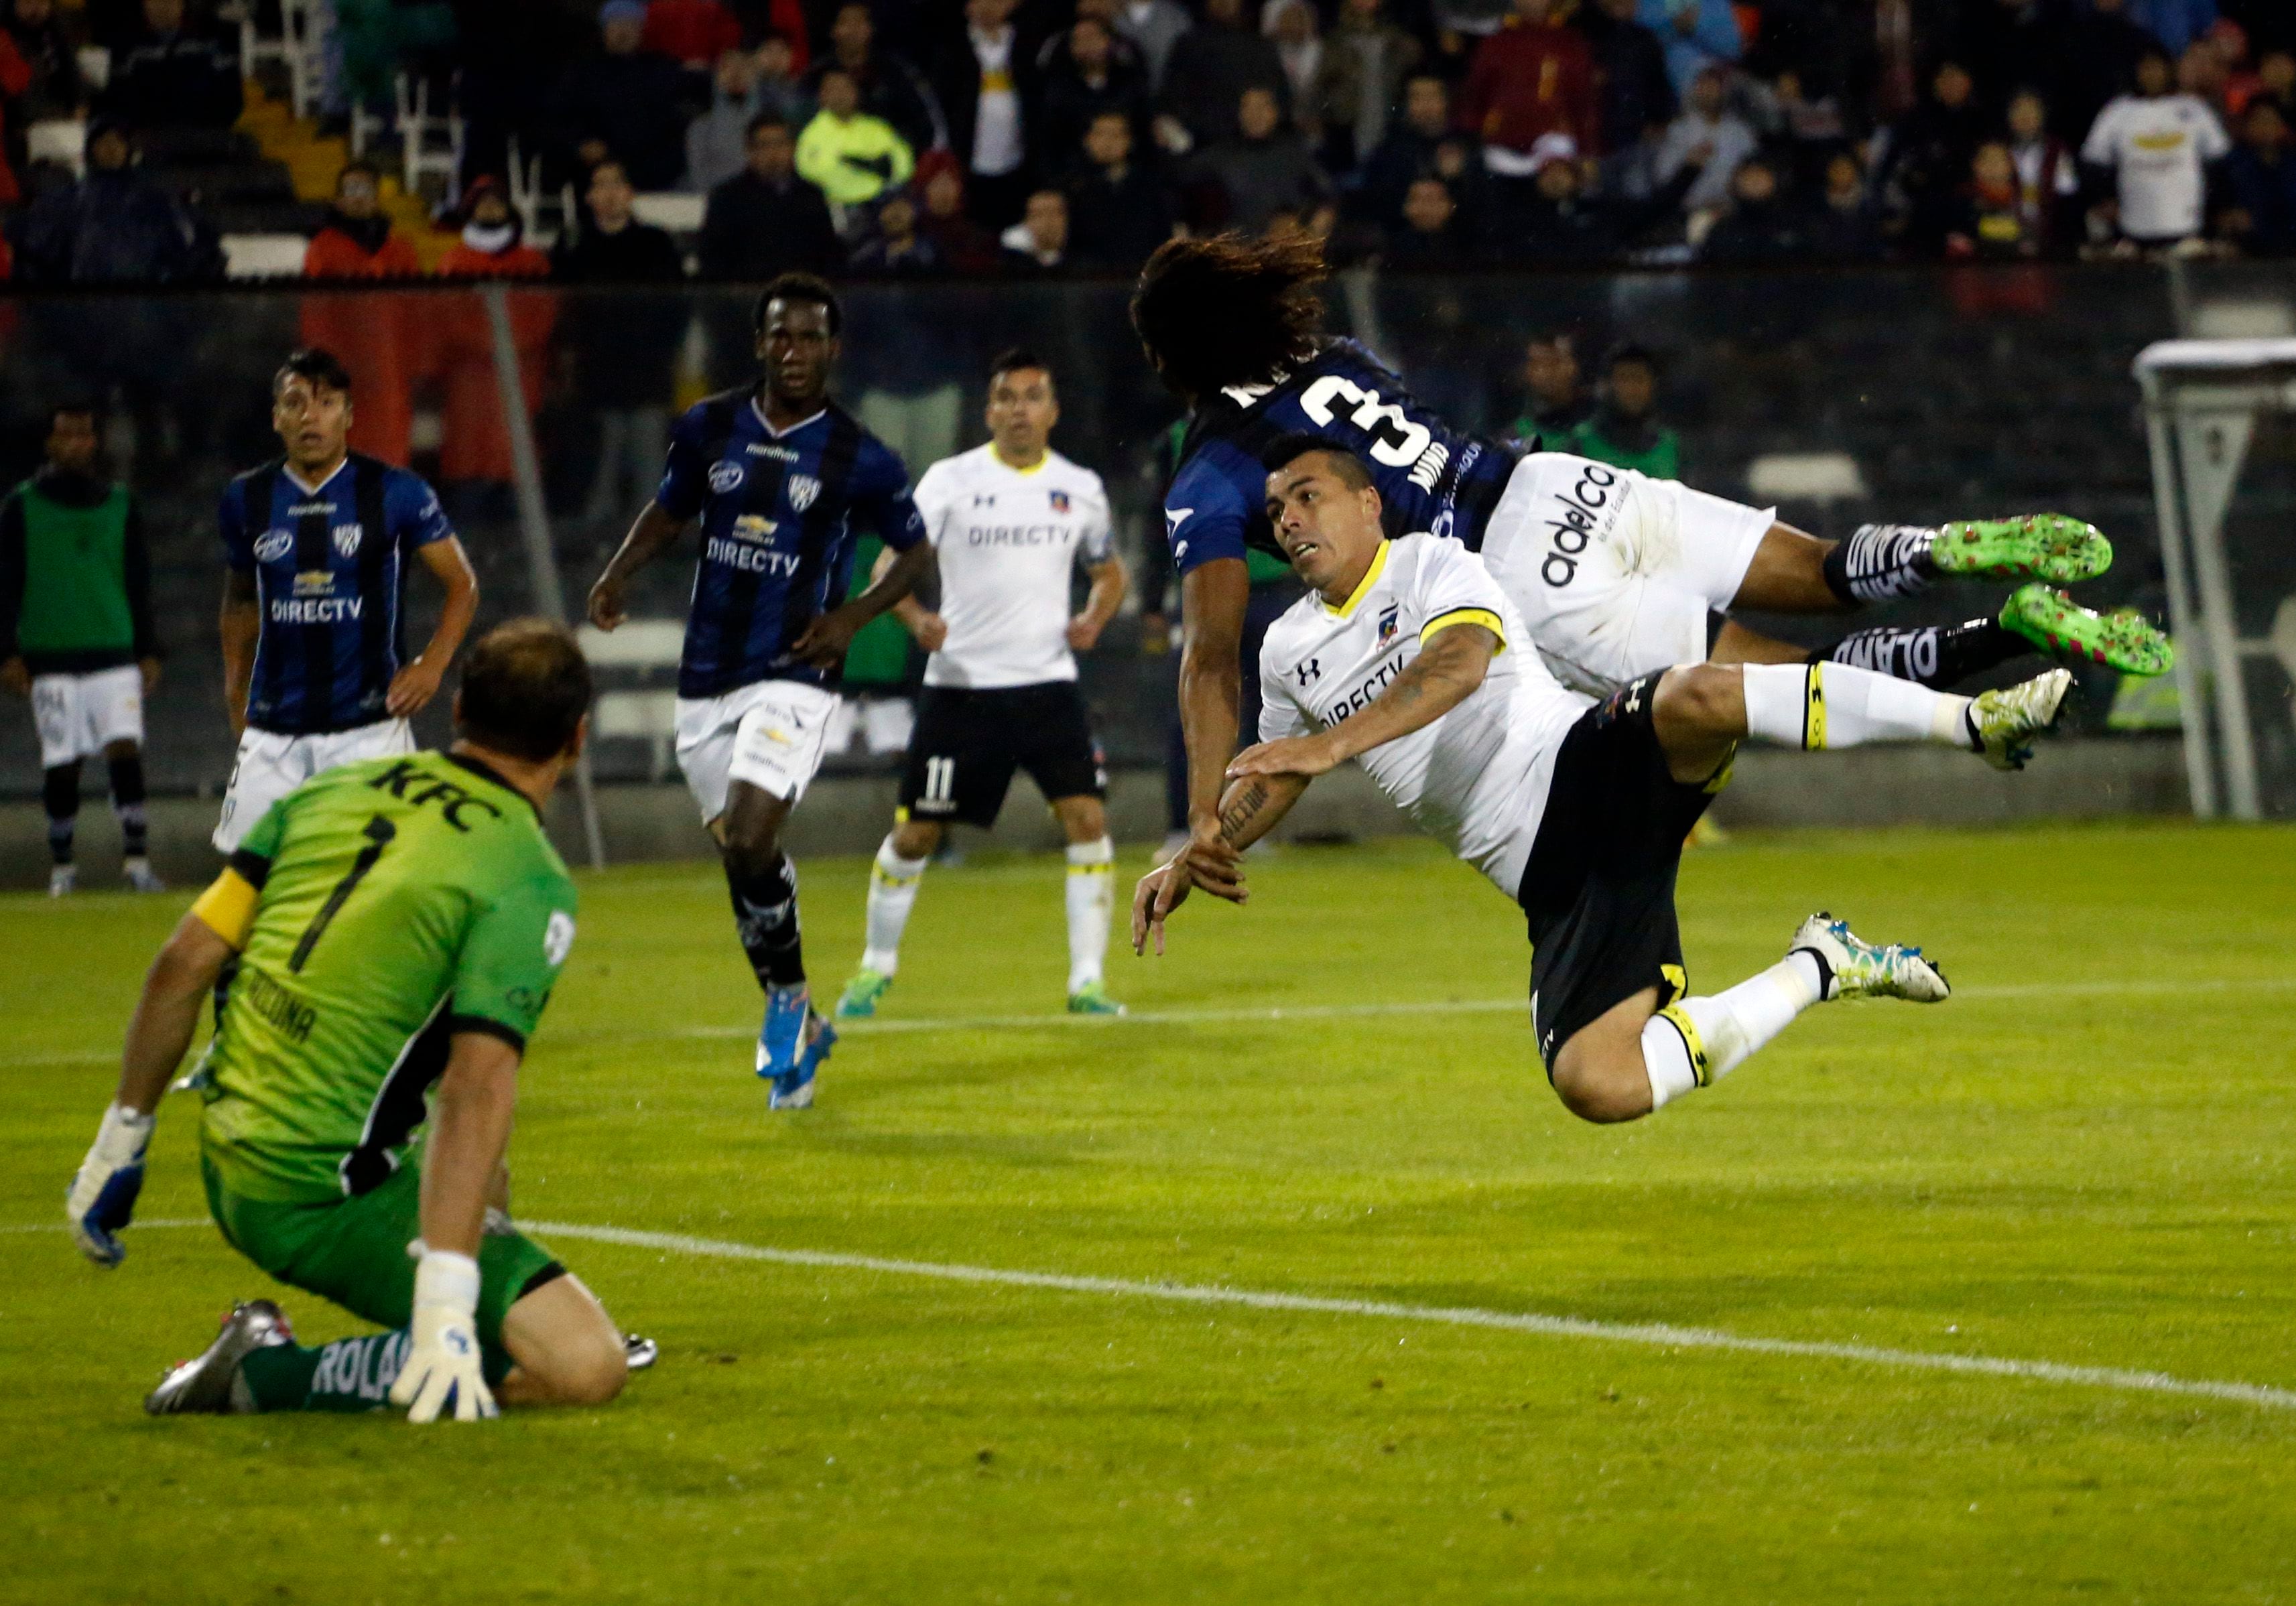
[67,1102,153,1267]
[389,1249,497,1423]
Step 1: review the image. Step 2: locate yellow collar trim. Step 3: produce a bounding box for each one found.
[1323,539,1391,618]
[995,446,1050,476]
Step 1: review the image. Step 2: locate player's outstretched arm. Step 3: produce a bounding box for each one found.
[1167,557,1251,905]
[68,911,237,1266]
[794,541,936,667]
[587,503,687,631]
[390,536,480,718]
[390,1030,521,1424]
[1068,553,1129,652]
[1226,623,1498,782]
[218,569,259,740]
[871,542,946,650]
[1132,769,1308,955]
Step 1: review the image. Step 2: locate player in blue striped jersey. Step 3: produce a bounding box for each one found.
[588,273,932,1108]
[214,348,479,854]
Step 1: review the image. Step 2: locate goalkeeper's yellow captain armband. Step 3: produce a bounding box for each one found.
[189,868,260,951]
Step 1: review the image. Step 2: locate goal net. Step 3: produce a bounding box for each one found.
[2134,339,2296,820]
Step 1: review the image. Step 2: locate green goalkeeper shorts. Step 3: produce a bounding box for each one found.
[200,1154,564,1358]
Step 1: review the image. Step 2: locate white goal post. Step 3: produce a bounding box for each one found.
[2134,339,2296,821]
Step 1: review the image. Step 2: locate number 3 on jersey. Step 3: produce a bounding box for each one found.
[1299,376,1433,469]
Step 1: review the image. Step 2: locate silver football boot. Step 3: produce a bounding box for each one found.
[145,1299,295,1415]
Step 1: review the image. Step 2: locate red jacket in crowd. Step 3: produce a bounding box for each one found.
[1455,14,1598,167]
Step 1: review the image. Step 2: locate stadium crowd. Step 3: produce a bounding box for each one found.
[2,0,2295,281]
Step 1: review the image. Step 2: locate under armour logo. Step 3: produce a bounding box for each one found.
[1625,683,1645,715]
[1293,659,1320,687]
[974,492,996,507]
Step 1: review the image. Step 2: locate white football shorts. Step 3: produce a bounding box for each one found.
[674,679,840,824]
[212,717,415,852]
[1478,452,1775,698]
[31,664,145,768]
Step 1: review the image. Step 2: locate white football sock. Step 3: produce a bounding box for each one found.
[1639,952,1824,1111]
[1064,836,1115,994]
[1740,663,1972,752]
[860,838,930,976]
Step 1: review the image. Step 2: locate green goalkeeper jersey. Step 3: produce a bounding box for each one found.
[197,752,579,1205]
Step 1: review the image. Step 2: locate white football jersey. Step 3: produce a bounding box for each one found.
[911,444,1114,689]
[1259,533,1592,896]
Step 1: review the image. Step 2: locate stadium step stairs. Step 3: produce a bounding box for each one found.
[237,85,452,270]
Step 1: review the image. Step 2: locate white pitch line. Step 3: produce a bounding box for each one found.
[13,1216,2293,1411]
[6,974,2291,1069]
[530,1220,2296,1412]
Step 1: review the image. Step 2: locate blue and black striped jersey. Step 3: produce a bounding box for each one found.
[219,454,453,736]
[1163,338,1521,579]
[656,389,924,699]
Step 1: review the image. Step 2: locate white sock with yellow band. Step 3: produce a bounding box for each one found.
[861,838,930,976]
[1740,663,1972,752]
[1639,953,1825,1111]
[1064,836,1115,994]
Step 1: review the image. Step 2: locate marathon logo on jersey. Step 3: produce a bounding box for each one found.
[331,522,363,558]
[745,442,800,462]
[708,460,745,494]
[287,500,334,517]
[1321,651,1407,725]
[1540,462,1620,589]
[787,474,822,512]
[253,529,295,563]
[367,758,505,831]
[1376,603,1401,647]
[1049,489,1070,513]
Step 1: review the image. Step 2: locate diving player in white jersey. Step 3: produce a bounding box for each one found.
[1135,437,2072,1124]
[836,348,1131,1019]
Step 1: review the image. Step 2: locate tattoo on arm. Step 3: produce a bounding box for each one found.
[1218,780,1270,846]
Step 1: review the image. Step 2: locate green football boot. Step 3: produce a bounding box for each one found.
[1998,584,2174,678]
[1788,913,1951,1004]
[1067,981,1126,1016]
[834,967,892,1019]
[1931,515,2110,584]
[1966,667,2071,771]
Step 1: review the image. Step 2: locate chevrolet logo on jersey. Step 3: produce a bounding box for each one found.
[292,570,336,596]
[787,474,822,511]
[732,513,777,543]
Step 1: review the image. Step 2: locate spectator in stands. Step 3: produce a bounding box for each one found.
[1114,0,1191,93]
[1385,174,1472,264]
[330,0,456,125]
[814,1,942,155]
[1306,0,1421,174]
[1266,1,1321,113]
[302,160,421,277]
[5,0,86,129]
[933,0,1035,228]
[1580,0,1675,193]
[1507,332,1588,444]
[2082,44,2231,248]
[1566,342,1678,478]
[686,46,765,192]
[553,157,686,531]
[643,0,741,74]
[2256,50,2295,119]
[439,175,550,277]
[2005,87,2082,256]
[1429,0,1511,82]
[300,161,420,466]
[2055,0,2158,143]
[11,119,221,282]
[1701,155,1811,261]
[1766,67,1851,190]
[435,178,554,503]
[1509,141,1689,260]
[1874,58,1988,253]
[1035,13,1151,181]
[1945,139,2047,259]
[556,1,692,192]
[915,149,1001,272]
[1635,0,1739,99]
[1456,0,1596,199]
[454,0,594,187]
[1159,0,1285,153]
[698,111,840,276]
[2218,96,2296,253]
[1353,72,1460,224]
[798,64,914,216]
[998,185,1071,273]
[1655,63,1754,222]
[1956,0,2061,117]
[1807,149,1883,261]
[1190,83,1331,232]
[2179,36,2231,115]
[1066,109,1174,268]
[848,186,944,275]
[101,0,239,136]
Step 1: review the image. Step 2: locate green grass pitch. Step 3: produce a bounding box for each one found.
[4,820,2294,1603]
